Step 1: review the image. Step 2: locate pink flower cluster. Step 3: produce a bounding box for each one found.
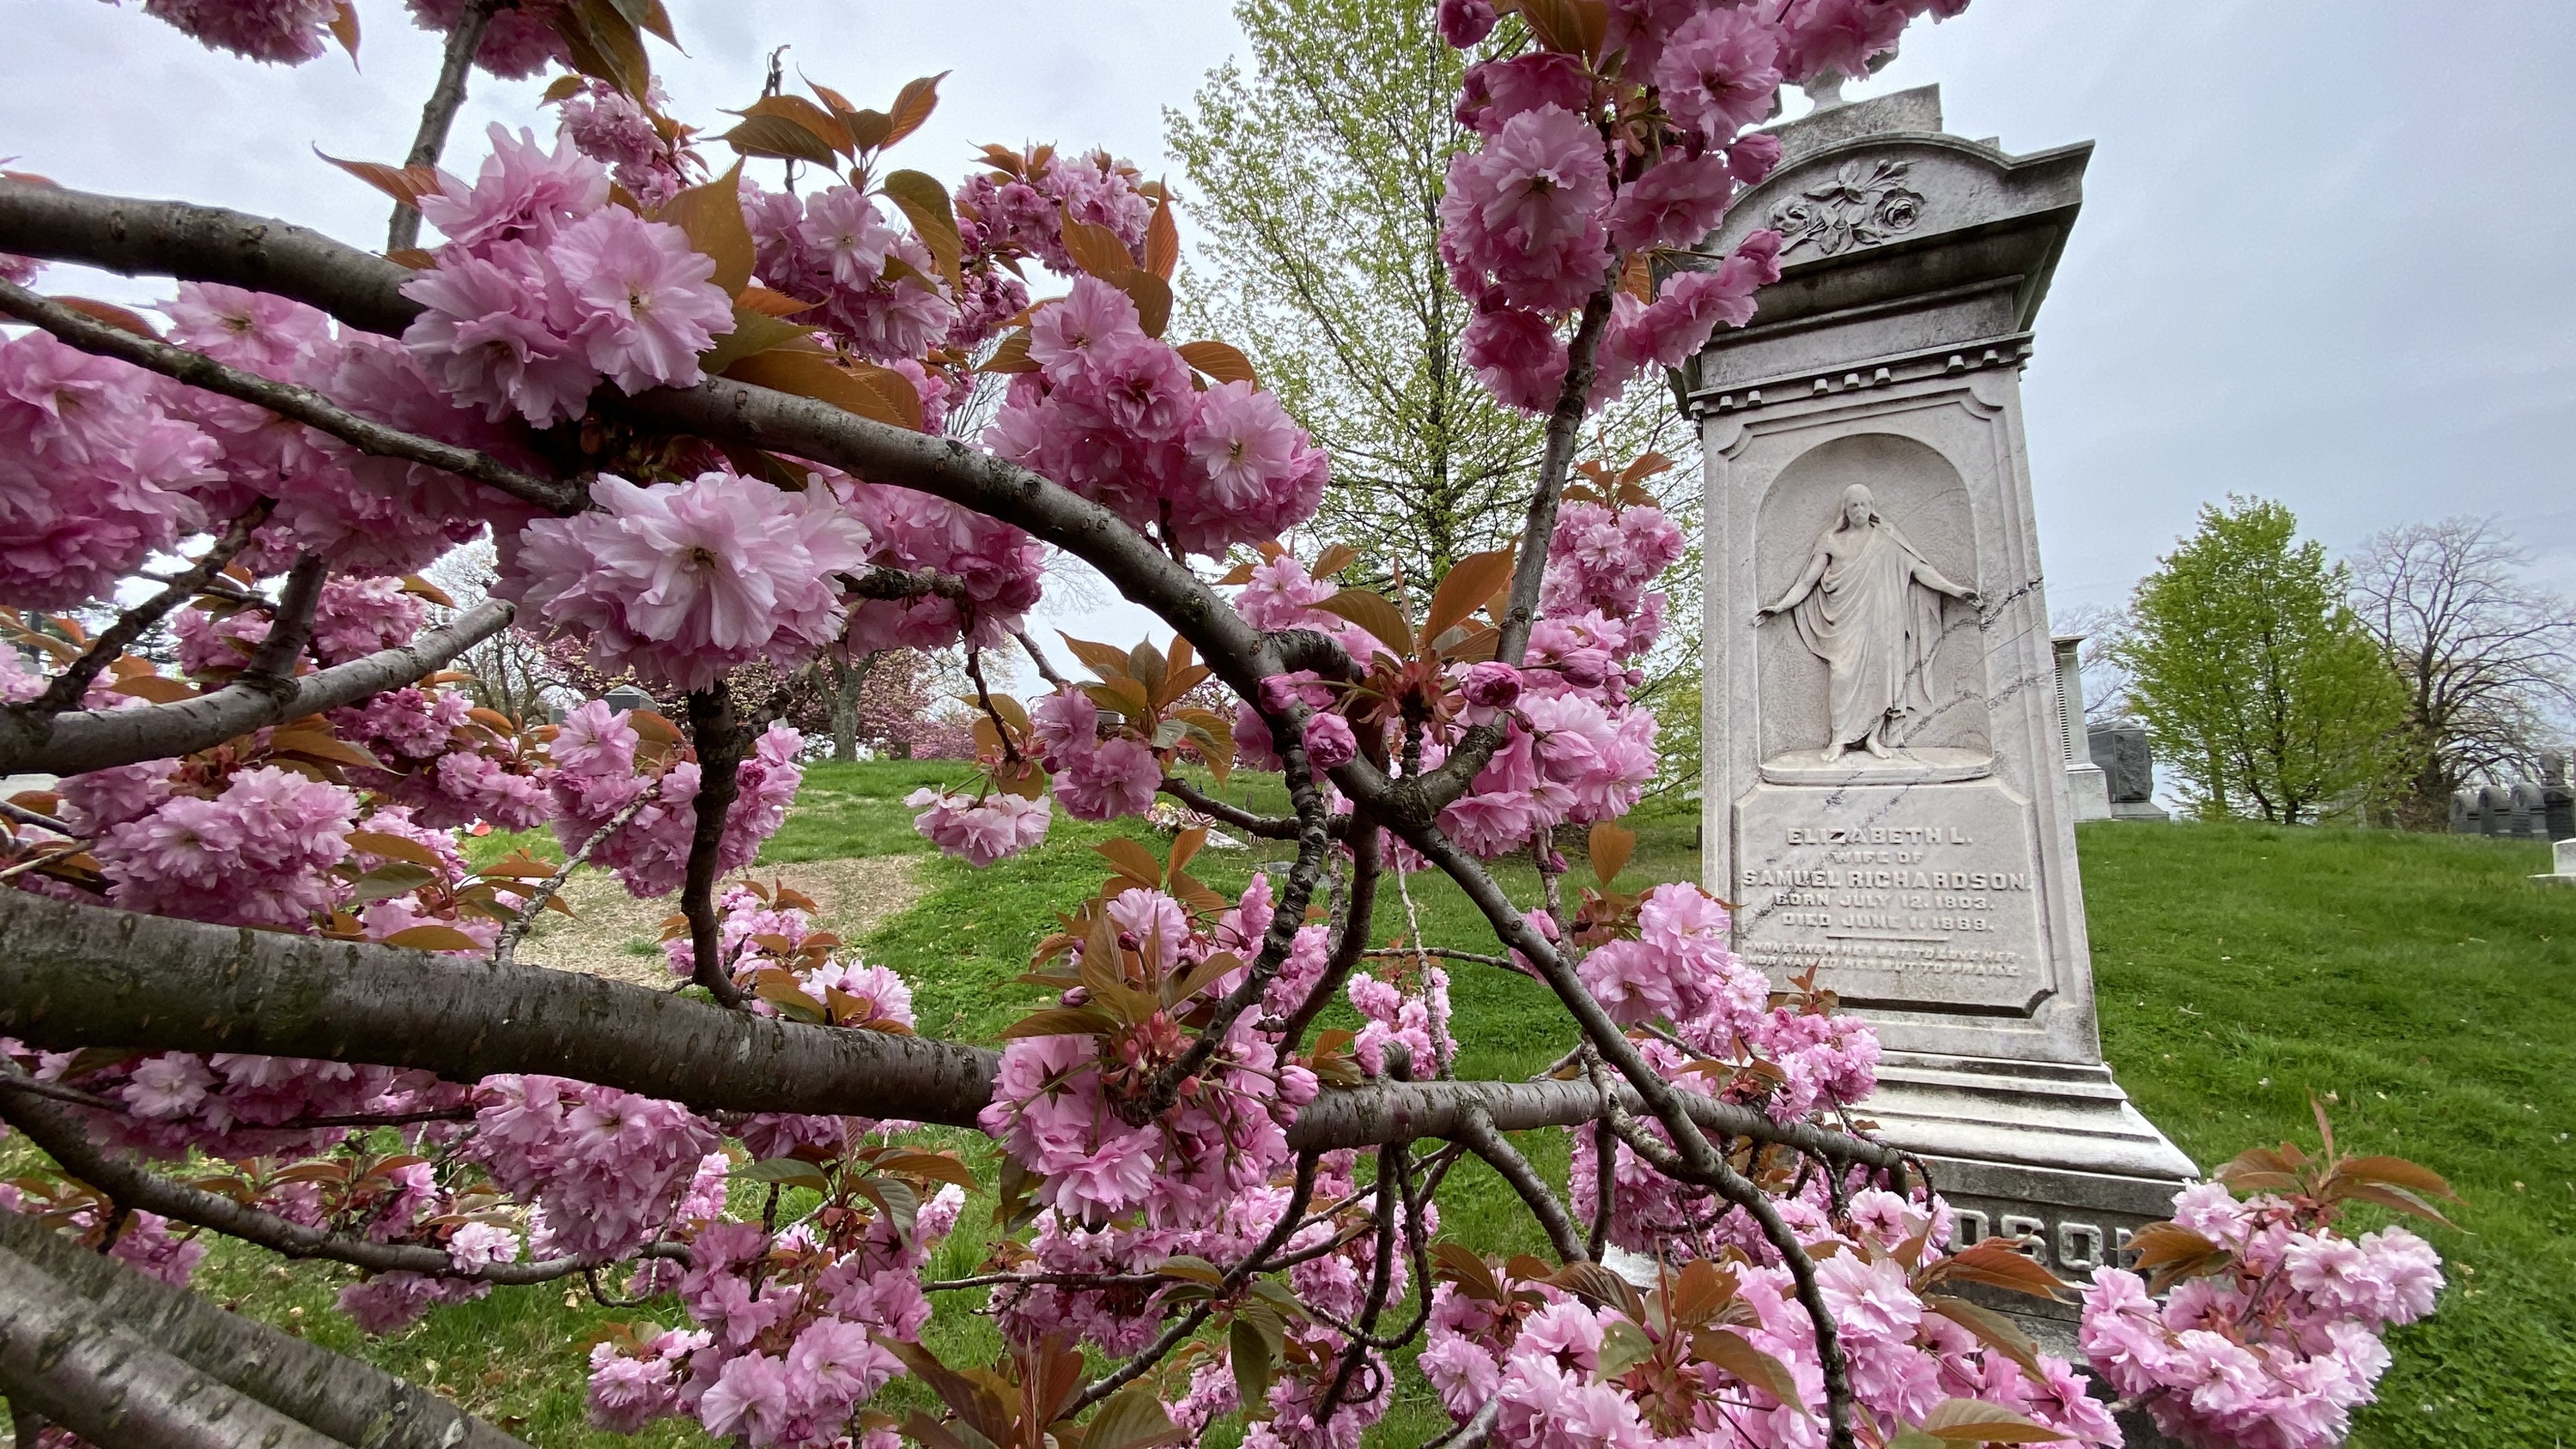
[88,764,358,929]
[1423,1191,2116,1449]
[555,77,689,209]
[546,700,805,897]
[954,147,1154,279]
[1432,0,1826,415]
[404,0,573,79]
[1347,959,1457,1080]
[744,184,962,367]
[0,329,222,609]
[111,0,345,65]
[835,476,1048,654]
[980,885,1315,1224]
[586,1185,963,1447]
[404,125,734,427]
[158,284,547,577]
[907,786,1050,866]
[987,278,1327,560]
[2080,1182,2444,1449]
[1030,687,1163,824]
[508,471,873,692]
[468,1074,720,1261]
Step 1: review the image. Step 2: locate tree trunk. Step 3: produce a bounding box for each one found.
[829,651,877,762]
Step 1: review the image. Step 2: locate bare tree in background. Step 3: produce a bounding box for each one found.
[2051,602,2136,726]
[2350,516,2576,828]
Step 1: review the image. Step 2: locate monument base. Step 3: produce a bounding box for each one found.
[1857,1051,2196,1300]
[2108,800,2172,822]
[2065,762,2111,822]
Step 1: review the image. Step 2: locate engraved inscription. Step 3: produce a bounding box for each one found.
[1733,779,2051,1012]
[1946,1210,2130,1278]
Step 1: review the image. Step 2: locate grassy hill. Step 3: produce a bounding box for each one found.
[17,766,2570,1446]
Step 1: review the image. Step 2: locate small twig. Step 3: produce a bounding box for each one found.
[963,647,1019,763]
[1455,1106,1588,1264]
[0,840,90,883]
[1360,944,1521,973]
[0,799,75,836]
[0,279,584,515]
[23,500,272,718]
[489,784,657,967]
[388,0,501,252]
[1012,628,1066,689]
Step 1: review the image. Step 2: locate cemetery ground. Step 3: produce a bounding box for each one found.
[15,763,2570,1448]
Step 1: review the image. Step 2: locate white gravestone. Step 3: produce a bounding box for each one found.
[1681,85,2194,1332]
[2053,636,2113,822]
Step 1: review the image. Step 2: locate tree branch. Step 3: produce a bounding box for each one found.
[0,598,513,778]
[0,277,585,515]
[1455,1105,1585,1264]
[682,683,748,1008]
[0,1245,345,1449]
[388,0,501,251]
[0,1210,529,1449]
[22,500,273,718]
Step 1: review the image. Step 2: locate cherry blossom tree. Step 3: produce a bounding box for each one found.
[0,3,2451,1449]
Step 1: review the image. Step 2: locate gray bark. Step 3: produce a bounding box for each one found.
[0,1246,345,1449]
[0,1212,528,1449]
[0,600,512,779]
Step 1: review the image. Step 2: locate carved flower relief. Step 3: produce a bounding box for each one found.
[1769,158,1927,257]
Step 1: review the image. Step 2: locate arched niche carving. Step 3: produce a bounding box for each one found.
[1753,432,1990,779]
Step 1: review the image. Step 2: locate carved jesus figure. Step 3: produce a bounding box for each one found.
[1757,484,1980,761]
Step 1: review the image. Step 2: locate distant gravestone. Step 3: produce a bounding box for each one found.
[2478,785,2512,836]
[1687,82,2192,1332]
[604,685,655,715]
[2509,782,2547,840]
[2053,637,2111,822]
[2451,789,2478,834]
[2086,724,2168,821]
[2542,752,2575,841]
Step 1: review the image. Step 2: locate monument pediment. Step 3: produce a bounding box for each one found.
[1683,86,2091,399]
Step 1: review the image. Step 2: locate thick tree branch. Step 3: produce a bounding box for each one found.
[1455,1105,1585,1264]
[0,894,1902,1167]
[0,598,512,777]
[0,276,585,515]
[240,551,328,685]
[0,1210,529,1449]
[0,1246,344,1449]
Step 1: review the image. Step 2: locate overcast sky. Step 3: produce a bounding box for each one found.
[9,0,2573,647]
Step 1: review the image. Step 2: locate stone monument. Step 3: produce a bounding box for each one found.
[2087,724,2170,822]
[1682,84,2195,1331]
[2050,636,2111,822]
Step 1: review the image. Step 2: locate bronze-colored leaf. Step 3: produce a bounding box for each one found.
[723,350,913,428]
[1001,1006,1121,1040]
[1422,546,1515,645]
[699,306,813,373]
[1059,634,1138,681]
[327,0,360,59]
[657,161,756,297]
[719,112,841,167]
[1917,1397,2072,1443]
[883,169,963,291]
[1174,339,1255,388]
[1589,821,1636,886]
[1058,209,1137,281]
[316,150,441,209]
[1145,196,1179,279]
[1696,1327,1803,1407]
[1923,1294,2048,1381]
[1312,588,1412,659]
[884,73,948,148]
[382,924,483,952]
[729,95,851,156]
[981,329,1040,373]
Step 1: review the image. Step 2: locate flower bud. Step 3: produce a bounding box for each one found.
[1302,712,1358,770]
[1461,661,1523,709]
[1556,647,1613,688]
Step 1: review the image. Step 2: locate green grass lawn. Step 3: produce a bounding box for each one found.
[16,766,2573,1447]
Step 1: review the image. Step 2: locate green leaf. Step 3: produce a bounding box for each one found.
[1080,1385,1185,1449]
[731,1157,830,1192]
[1230,1314,1277,1415]
[1595,1318,1656,1378]
[1002,1006,1121,1040]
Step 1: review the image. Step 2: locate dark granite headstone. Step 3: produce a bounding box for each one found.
[2543,753,2575,841]
[2087,724,2154,803]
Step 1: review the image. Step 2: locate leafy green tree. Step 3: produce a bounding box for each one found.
[1165,0,1689,588]
[2114,497,2407,823]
